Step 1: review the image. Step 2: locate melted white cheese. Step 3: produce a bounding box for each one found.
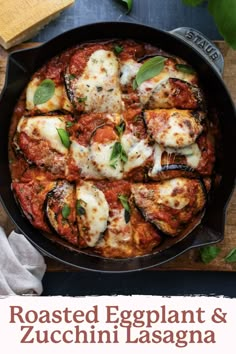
[17,116,68,155]
[98,209,133,248]
[121,133,153,172]
[120,59,141,86]
[157,178,190,210]
[26,77,72,112]
[146,110,203,148]
[90,141,123,180]
[72,49,124,113]
[138,62,196,106]
[150,143,202,176]
[76,182,109,247]
[70,140,101,179]
[150,144,164,174]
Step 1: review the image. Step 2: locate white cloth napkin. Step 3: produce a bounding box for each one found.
[0,227,46,296]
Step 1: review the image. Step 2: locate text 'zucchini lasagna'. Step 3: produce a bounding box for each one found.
[9,40,217,258]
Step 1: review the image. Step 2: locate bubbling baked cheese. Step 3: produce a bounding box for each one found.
[9,39,216,258]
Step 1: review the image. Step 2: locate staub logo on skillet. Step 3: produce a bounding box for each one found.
[185,30,219,61]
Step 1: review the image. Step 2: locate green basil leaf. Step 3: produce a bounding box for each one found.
[114,45,124,55]
[57,128,71,149]
[118,194,131,213]
[182,0,205,6]
[199,246,221,264]
[78,96,87,103]
[225,248,236,263]
[62,204,70,219]
[66,121,74,128]
[33,79,55,105]
[120,0,133,13]
[76,199,86,216]
[134,56,166,88]
[110,142,122,161]
[115,121,126,136]
[109,160,118,169]
[208,0,236,50]
[120,148,128,163]
[175,64,196,74]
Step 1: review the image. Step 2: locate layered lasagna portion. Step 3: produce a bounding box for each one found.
[9,39,216,258]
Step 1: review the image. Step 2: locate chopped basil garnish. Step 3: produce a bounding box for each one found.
[114,45,124,55]
[110,142,122,161]
[33,79,55,105]
[76,199,86,216]
[66,121,74,128]
[57,128,71,149]
[120,148,128,163]
[225,248,236,263]
[69,74,76,80]
[62,204,70,219]
[175,63,196,74]
[133,56,166,89]
[118,194,131,223]
[78,96,87,103]
[109,160,118,169]
[115,121,126,136]
[109,142,128,168]
[96,86,103,92]
[199,245,221,264]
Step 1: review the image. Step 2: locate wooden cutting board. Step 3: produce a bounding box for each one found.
[0,41,236,272]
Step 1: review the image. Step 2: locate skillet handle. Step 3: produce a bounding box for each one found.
[170,27,224,75]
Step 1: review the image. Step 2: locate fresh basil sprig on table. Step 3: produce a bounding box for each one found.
[119,0,133,13]
[225,248,236,263]
[183,0,204,5]
[133,56,166,89]
[183,0,236,50]
[199,245,221,264]
[33,79,55,105]
[57,128,71,149]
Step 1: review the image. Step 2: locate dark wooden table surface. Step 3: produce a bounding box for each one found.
[33,0,221,42]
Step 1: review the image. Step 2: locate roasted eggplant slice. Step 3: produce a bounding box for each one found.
[90,125,124,179]
[131,177,207,237]
[66,48,124,113]
[149,130,215,180]
[26,77,73,113]
[46,181,78,245]
[16,115,70,177]
[94,180,134,258]
[12,180,56,233]
[76,181,109,247]
[147,78,204,110]
[121,109,153,177]
[144,109,205,148]
[130,205,162,252]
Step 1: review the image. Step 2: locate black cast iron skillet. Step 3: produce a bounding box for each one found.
[0,22,236,272]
